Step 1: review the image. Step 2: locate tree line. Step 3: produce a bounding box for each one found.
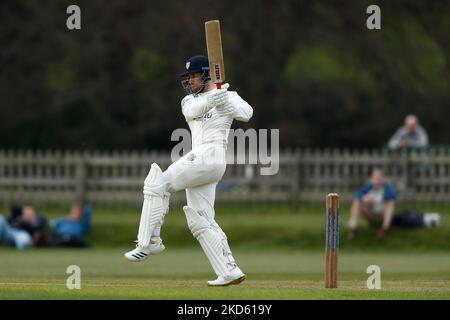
[1,0,449,150]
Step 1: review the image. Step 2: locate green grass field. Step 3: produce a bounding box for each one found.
[1,203,450,299]
[32,203,450,251]
[1,248,450,299]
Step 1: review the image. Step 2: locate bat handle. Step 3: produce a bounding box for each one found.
[216,83,222,89]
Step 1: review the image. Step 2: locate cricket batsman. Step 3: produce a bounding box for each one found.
[124,55,253,286]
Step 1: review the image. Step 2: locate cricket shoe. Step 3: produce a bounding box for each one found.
[207,267,246,287]
[124,239,165,262]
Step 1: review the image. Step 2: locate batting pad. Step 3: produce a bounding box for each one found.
[210,219,236,267]
[184,206,231,277]
[137,163,169,247]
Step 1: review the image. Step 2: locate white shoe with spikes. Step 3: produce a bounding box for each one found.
[124,239,165,262]
[207,267,246,287]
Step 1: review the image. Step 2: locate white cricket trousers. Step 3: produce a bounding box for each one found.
[162,144,226,219]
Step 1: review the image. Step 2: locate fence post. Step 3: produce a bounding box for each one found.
[75,152,87,204]
[401,149,409,193]
[290,149,300,212]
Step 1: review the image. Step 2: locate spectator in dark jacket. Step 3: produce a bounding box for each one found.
[0,205,48,249]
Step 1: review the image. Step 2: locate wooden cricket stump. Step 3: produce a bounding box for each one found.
[325,193,339,288]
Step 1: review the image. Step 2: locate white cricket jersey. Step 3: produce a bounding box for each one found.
[366,188,385,214]
[181,89,253,150]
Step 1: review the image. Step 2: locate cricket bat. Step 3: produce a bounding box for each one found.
[205,20,225,89]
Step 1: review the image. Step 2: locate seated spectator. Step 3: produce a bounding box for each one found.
[347,169,441,240]
[348,169,396,240]
[46,203,93,247]
[0,214,32,249]
[388,114,429,150]
[0,205,48,249]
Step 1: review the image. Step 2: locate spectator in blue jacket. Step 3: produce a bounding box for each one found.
[348,169,396,240]
[47,203,93,247]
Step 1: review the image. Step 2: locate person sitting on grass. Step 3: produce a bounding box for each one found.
[347,169,441,240]
[347,169,396,240]
[0,205,48,249]
[46,203,93,247]
[0,213,32,250]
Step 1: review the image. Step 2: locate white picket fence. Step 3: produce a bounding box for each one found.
[0,148,449,205]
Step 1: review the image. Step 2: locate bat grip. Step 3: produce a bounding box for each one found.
[216,83,222,89]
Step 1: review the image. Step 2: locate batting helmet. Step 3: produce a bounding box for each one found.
[180,55,210,78]
[180,55,211,95]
